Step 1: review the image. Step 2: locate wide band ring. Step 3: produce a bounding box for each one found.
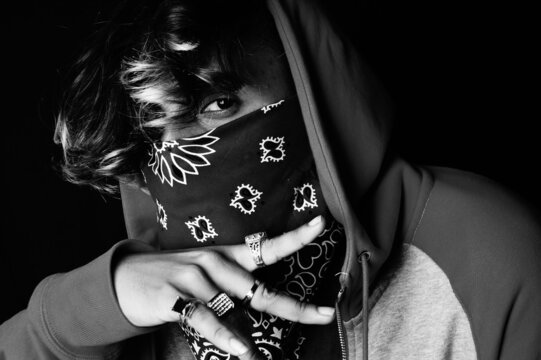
[172,296,203,325]
[244,232,268,268]
[207,292,235,317]
[242,279,262,307]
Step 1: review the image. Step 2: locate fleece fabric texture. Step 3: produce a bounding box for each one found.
[345,244,476,359]
[1,0,541,359]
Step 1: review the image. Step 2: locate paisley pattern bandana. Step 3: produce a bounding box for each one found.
[142,98,345,360]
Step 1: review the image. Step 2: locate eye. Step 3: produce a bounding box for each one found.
[201,97,237,114]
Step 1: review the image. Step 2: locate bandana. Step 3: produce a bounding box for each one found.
[142,98,345,360]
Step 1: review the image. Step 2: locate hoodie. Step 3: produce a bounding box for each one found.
[1,0,540,359]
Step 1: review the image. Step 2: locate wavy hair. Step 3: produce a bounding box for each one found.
[54,0,280,194]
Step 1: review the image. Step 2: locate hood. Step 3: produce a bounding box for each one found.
[120,0,432,321]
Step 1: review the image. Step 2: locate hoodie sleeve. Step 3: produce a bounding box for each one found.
[0,240,157,360]
[413,167,541,359]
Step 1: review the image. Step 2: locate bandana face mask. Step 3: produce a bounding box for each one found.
[143,98,326,249]
[142,98,345,360]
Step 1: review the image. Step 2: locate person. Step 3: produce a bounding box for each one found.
[1,0,540,360]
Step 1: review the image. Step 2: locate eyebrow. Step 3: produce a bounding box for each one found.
[193,70,247,93]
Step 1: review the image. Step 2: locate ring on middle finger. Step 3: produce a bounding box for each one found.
[245,231,268,268]
[207,292,235,317]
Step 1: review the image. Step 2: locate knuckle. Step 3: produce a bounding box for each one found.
[296,228,313,245]
[259,284,279,306]
[295,300,309,313]
[263,239,279,262]
[212,325,229,340]
[210,251,225,265]
[264,237,277,252]
[291,301,310,322]
[180,264,204,284]
[238,349,262,360]
[287,228,309,248]
[190,302,211,322]
[197,250,225,267]
[291,226,304,239]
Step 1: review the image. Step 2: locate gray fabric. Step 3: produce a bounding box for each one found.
[345,244,477,359]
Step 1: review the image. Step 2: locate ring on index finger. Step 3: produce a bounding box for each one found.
[245,232,267,268]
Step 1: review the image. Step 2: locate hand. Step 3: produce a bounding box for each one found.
[113,215,334,358]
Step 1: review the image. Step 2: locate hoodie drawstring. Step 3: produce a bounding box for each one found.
[360,251,370,360]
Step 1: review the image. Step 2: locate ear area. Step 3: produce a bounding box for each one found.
[139,186,151,196]
[120,182,160,247]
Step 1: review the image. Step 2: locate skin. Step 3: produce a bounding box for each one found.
[115,217,333,359]
[162,45,296,139]
[116,45,334,359]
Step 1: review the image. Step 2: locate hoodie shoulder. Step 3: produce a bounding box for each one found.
[411,166,541,360]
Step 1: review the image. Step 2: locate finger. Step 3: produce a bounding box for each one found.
[191,251,254,298]
[184,301,252,357]
[174,264,221,302]
[222,310,266,360]
[162,264,222,322]
[250,283,335,325]
[222,215,326,271]
[193,253,335,325]
[261,215,325,266]
[238,348,266,360]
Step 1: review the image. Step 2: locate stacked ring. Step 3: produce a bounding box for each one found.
[244,232,268,268]
[172,296,203,326]
[172,295,188,314]
[207,292,235,317]
[242,279,262,306]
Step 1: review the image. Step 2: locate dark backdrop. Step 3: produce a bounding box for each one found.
[2,0,538,322]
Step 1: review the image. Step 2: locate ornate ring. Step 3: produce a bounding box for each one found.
[244,232,268,268]
[207,292,235,317]
[242,280,262,307]
[172,296,203,325]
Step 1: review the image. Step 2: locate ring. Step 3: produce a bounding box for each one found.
[172,295,188,314]
[242,280,262,306]
[207,292,235,317]
[245,232,268,268]
[172,296,203,325]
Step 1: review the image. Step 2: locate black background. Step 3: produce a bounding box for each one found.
[2,0,538,322]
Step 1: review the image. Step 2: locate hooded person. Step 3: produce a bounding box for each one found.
[1,0,540,360]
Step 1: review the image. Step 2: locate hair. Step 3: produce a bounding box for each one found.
[54,0,282,194]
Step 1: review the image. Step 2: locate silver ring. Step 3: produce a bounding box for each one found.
[172,296,203,325]
[207,292,235,317]
[244,232,267,268]
[242,280,262,306]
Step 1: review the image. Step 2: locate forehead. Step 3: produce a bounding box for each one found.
[166,4,283,89]
[181,42,290,96]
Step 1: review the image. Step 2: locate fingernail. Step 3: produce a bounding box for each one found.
[317,306,335,316]
[308,215,322,226]
[230,338,249,355]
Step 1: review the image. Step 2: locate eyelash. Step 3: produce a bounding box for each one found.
[199,94,239,114]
